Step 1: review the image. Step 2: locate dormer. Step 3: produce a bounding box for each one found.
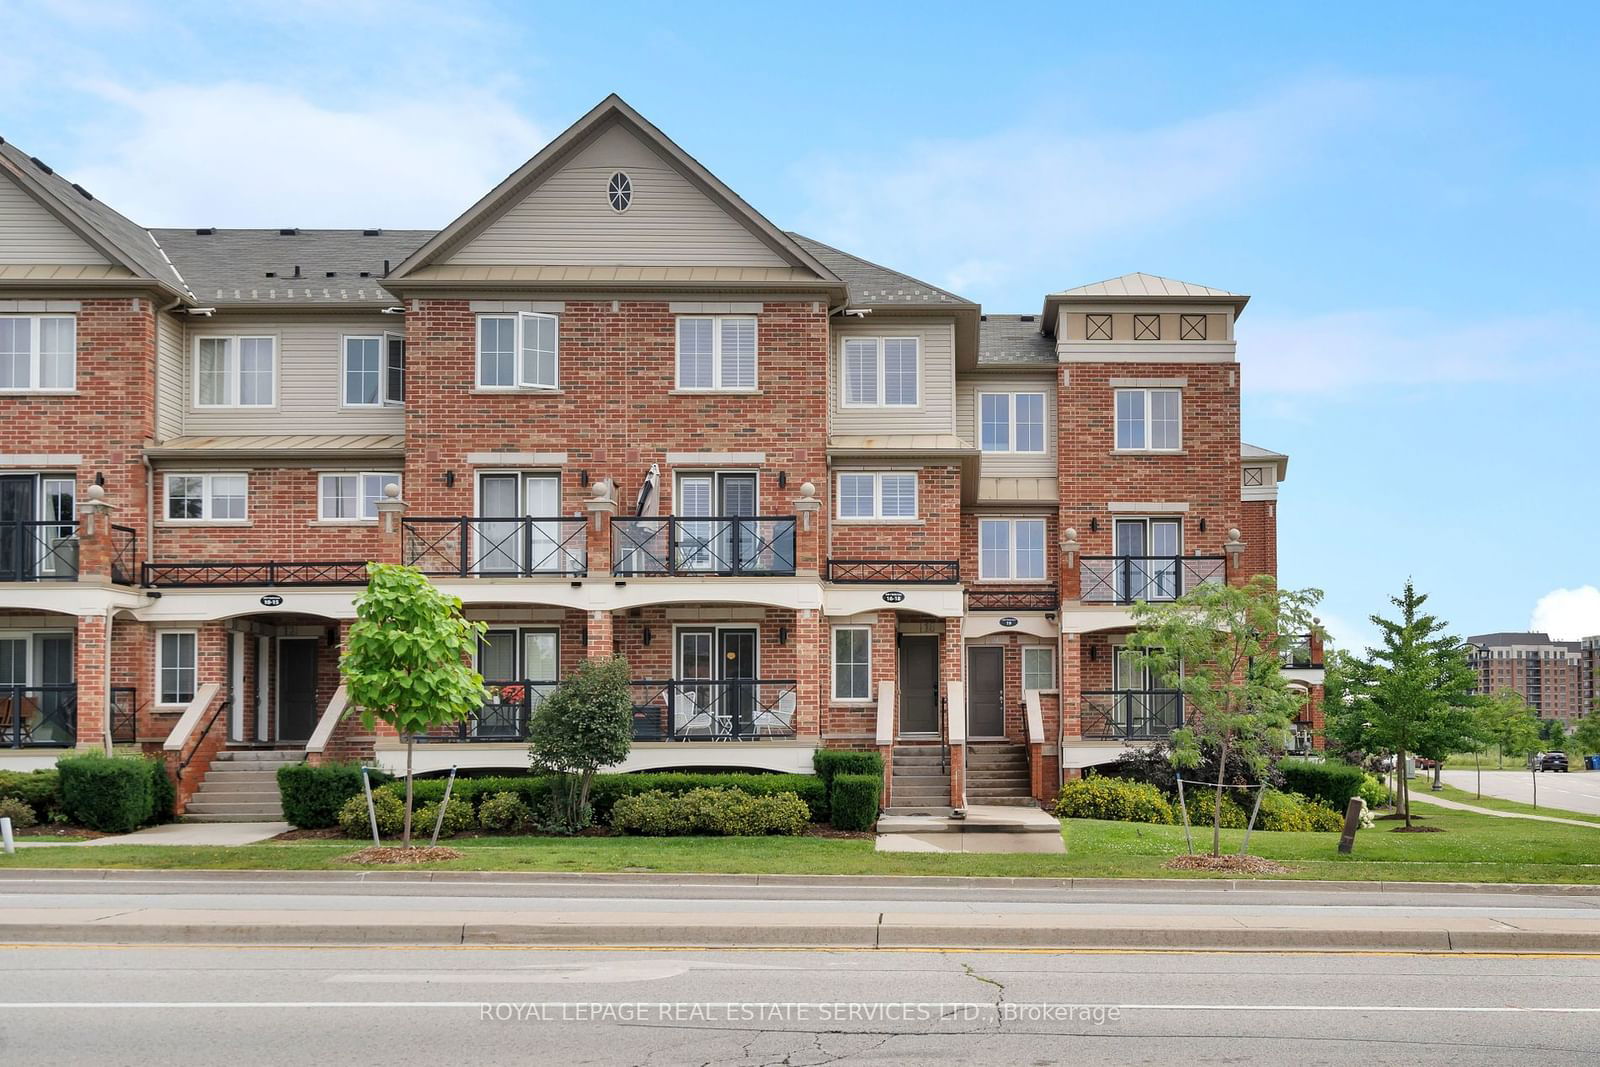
[1042,272,1248,363]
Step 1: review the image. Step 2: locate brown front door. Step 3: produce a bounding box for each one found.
[968,646,1005,738]
[277,639,318,743]
[898,635,939,735]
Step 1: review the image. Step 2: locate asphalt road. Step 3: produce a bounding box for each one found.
[1,943,1597,1065]
[1440,769,1600,815]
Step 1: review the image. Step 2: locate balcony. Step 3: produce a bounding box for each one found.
[0,521,79,582]
[629,679,798,741]
[404,516,588,578]
[1080,689,1184,742]
[414,679,558,742]
[143,560,370,588]
[611,517,796,577]
[826,559,959,583]
[966,585,1059,612]
[110,526,138,585]
[1281,634,1323,670]
[1078,555,1226,604]
[1,684,78,747]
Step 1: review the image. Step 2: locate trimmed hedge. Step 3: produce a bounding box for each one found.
[1279,758,1367,812]
[1056,777,1174,824]
[338,790,406,838]
[1177,787,1249,829]
[381,772,828,824]
[415,797,476,837]
[278,762,392,829]
[813,750,883,793]
[611,788,810,836]
[478,791,534,832]
[829,772,881,831]
[57,753,155,833]
[0,769,62,822]
[147,757,176,824]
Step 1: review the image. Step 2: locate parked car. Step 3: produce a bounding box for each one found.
[1538,752,1569,772]
[1414,756,1437,770]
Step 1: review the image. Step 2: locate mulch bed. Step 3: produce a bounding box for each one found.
[16,827,105,840]
[1390,825,1445,833]
[272,827,345,841]
[1163,853,1298,875]
[340,845,465,865]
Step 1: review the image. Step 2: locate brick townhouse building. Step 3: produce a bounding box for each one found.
[0,96,1322,816]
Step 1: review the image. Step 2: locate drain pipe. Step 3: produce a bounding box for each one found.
[140,454,155,575]
[102,608,115,755]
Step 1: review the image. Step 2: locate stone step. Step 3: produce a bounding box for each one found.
[182,812,288,824]
[890,773,950,786]
[217,750,303,762]
[965,796,1041,807]
[891,759,947,771]
[199,769,281,783]
[192,787,282,802]
[968,769,1031,781]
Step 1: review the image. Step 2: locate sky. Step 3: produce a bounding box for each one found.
[3,0,1597,652]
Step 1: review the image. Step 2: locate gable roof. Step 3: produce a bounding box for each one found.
[153,228,431,306]
[0,137,192,300]
[787,234,974,308]
[977,314,1055,365]
[389,95,841,292]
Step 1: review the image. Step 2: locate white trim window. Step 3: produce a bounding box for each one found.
[194,336,275,407]
[979,392,1046,453]
[676,316,757,390]
[978,517,1047,581]
[832,625,872,702]
[156,630,198,706]
[1022,646,1056,691]
[1115,388,1182,451]
[318,472,400,522]
[836,471,917,520]
[343,334,405,406]
[841,337,918,407]
[164,473,247,523]
[0,314,75,392]
[477,312,557,389]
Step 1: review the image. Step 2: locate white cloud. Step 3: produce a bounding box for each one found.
[1530,586,1600,642]
[68,82,544,228]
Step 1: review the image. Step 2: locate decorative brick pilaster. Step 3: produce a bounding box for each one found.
[374,483,408,565]
[585,480,617,578]
[792,607,822,738]
[585,610,615,659]
[1224,527,1247,586]
[1060,632,1082,742]
[75,484,117,583]
[74,614,110,752]
[1060,526,1081,601]
[791,481,822,576]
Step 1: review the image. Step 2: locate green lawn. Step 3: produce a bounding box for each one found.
[4,809,1598,883]
[1419,782,1600,825]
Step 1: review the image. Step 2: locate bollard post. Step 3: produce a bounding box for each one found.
[1,816,13,855]
[1337,797,1363,854]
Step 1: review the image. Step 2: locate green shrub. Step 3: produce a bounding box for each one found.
[477,791,534,832]
[813,749,884,794]
[146,757,176,824]
[1357,773,1391,811]
[1056,777,1174,824]
[829,772,881,831]
[1303,799,1347,832]
[0,795,38,829]
[611,788,809,836]
[57,754,154,833]
[1279,758,1368,811]
[414,797,477,837]
[1177,787,1248,829]
[337,789,406,838]
[0,769,61,821]
[1255,789,1314,832]
[278,762,391,829]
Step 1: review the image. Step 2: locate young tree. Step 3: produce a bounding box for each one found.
[1573,713,1600,760]
[527,655,634,832]
[341,564,487,847]
[1127,574,1323,857]
[1341,580,1476,828]
[1539,718,1569,751]
[1479,689,1541,769]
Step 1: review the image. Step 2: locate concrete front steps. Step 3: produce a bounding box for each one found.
[183,748,299,823]
[887,743,952,816]
[966,742,1037,807]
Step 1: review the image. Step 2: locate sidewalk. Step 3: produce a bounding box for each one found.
[13,822,290,848]
[1406,791,1600,829]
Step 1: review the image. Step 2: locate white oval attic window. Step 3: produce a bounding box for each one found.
[607,172,632,212]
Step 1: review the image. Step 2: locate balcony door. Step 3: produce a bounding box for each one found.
[1113,518,1181,601]
[0,476,34,581]
[0,632,73,745]
[675,626,757,737]
[478,472,560,575]
[676,472,756,573]
[1113,647,1180,738]
[476,628,558,738]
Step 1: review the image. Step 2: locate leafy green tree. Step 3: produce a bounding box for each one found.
[1478,689,1542,768]
[1338,580,1476,828]
[1572,713,1600,759]
[1127,574,1323,857]
[1539,718,1569,750]
[528,655,634,832]
[341,564,487,847]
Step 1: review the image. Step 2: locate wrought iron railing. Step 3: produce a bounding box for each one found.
[1078,555,1226,604]
[966,585,1059,612]
[612,517,796,577]
[826,559,959,583]
[110,525,138,585]
[629,678,798,741]
[110,686,138,743]
[1281,634,1323,669]
[176,687,229,782]
[1079,689,1184,742]
[403,517,588,578]
[0,520,79,581]
[1,684,78,747]
[142,560,371,588]
[414,679,559,742]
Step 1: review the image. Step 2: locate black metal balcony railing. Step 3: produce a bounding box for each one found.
[611,517,796,577]
[966,585,1059,612]
[142,560,371,588]
[825,559,960,584]
[1078,555,1226,604]
[403,517,588,578]
[1080,689,1184,742]
[110,525,138,585]
[1,684,78,748]
[413,679,559,742]
[110,686,138,743]
[629,678,799,741]
[1280,634,1323,669]
[0,521,79,582]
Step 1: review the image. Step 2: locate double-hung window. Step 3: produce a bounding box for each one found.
[0,314,75,391]
[1022,646,1056,691]
[978,518,1047,581]
[343,334,405,405]
[836,472,917,520]
[477,313,557,389]
[1114,388,1181,451]
[676,316,756,390]
[156,631,197,706]
[832,626,872,702]
[164,473,247,522]
[979,392,1046,453]
[194,336,275,407]
[841,337,918,407]
[318,472,400,521]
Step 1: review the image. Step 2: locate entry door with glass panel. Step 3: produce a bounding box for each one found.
[676,473,756,573]
[1113,518,1181,601]
[477,473,560,575]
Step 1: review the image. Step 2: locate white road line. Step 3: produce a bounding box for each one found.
[2,1001,1599,1014]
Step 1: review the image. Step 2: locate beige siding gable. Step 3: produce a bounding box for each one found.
[448,123,790,268]
[958,375,1058,479]
[155,311,186,441]
[829,317,957,436]
[0,173,109,265]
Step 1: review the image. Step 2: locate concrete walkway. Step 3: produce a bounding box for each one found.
[1441,768,1600,815]
[14,821,289,848]
[1406,790,1599,829]
[875,805,1065,854]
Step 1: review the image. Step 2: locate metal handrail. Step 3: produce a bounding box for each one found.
[1079,689,1185,741]
[0,520,79,581]
[142,560,371,588]
[110,525,138,585]
[1078,555,1226,604]
[629,678,799,741]
[0,684,78,748]
[177,688,229,781]
[412,679,559,742]
[402,516,588,578]
[966,585,1059,612]
[612,516,796,577]
[110,686,138,743]
[826,559,960,583]
[1280,634,1323,669]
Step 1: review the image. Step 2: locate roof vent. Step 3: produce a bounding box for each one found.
[979,314,988,321]
[1019,315,1035,322]
[195,228,215,236]
[29,156,52,175]
[278,228,298,236]
[71,183,93,201]
[362,229,381,236]
[325,271,337,278]
[293,265,301,279]
[265,271,276,278]
[358,271,371,278]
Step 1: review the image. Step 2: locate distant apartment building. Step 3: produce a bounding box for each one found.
[1467,633,1585,722]
[1583,637,1600,718]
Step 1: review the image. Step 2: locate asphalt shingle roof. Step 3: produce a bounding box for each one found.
[152,228,434,305]
[787,233,973,308]
[978,314,1055,365]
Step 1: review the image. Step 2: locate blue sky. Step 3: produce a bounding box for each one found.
[4,1,1597,650]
